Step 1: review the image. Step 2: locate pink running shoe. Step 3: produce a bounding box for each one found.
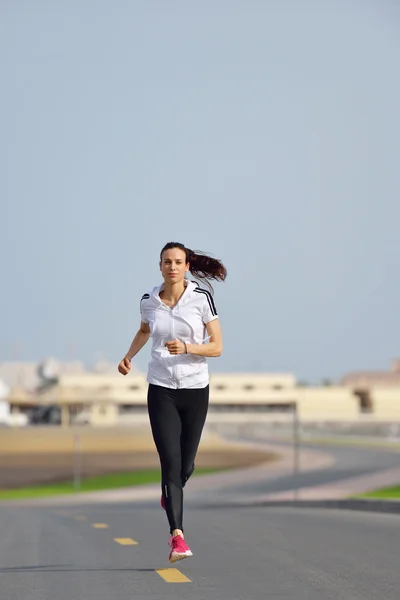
[168,535,193,563]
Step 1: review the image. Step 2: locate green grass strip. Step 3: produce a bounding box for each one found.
[355,484,400,499]
[0,467,222,500]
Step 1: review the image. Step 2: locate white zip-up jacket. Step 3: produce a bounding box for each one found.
[140,279,219,389]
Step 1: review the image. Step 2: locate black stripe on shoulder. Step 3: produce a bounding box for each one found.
[140,293,150,305]
[193,287,217,316]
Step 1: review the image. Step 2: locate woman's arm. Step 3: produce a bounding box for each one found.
[164,320,223,357]
[187,319,222,357]
[125,321,151,359]
[118,321,151,375]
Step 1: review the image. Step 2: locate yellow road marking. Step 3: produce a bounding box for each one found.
[74,515,86,521]
[156,568,191,583]
[92,523,109,529]
[114,538,138,546]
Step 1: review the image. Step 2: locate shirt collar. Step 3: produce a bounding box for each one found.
[155,278,196,302]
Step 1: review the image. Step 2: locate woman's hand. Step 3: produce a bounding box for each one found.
[118,356,131,375]
[164,340,186,355]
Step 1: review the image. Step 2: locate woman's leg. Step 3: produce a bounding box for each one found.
[147,384,184,534]
[179,385,210,488]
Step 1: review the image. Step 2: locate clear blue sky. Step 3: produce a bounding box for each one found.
[2,1,400,383]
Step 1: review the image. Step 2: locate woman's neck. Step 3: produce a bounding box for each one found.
[161,280,186,302]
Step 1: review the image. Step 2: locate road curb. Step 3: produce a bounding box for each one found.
[247,498,400,515]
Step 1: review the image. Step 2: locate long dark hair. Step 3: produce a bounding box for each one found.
[160,242,227,293]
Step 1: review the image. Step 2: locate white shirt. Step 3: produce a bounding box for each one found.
[140,279,219,389]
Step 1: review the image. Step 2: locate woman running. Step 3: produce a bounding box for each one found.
[118,241,226,563]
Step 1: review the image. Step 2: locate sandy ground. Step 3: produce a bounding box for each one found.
[0,426,276,488]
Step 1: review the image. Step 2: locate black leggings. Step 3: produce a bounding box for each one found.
[147,383,209,534]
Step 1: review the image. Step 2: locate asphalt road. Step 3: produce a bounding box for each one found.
[214,439,400,500]
[1,440,400,599]
[1,503,399,600]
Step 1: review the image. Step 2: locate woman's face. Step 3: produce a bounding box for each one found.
[160,247,189,284]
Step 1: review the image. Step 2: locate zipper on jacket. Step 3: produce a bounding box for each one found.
[170,309,178,386]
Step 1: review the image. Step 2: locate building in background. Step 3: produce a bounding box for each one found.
[341,359,400,388]
[3,358,400,427]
